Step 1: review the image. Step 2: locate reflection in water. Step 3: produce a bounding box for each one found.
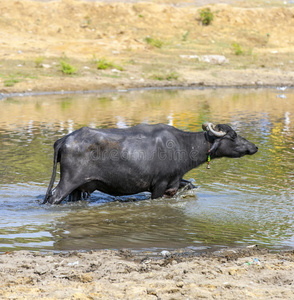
[0,88,293,252]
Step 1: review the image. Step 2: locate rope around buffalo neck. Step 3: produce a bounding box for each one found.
[205,132,211,169]
[207,146,211,169]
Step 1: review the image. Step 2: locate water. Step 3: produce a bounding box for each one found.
[0,88,293,253]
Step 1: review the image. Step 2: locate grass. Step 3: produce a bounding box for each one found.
[149,71,179,81]
[145,36,163,48]
[232,42,253,57]
[1,0,293,95]
[0,28,292,92]
[4,78,21,87]
[182,31,190,42]
[81,15,92,27]
[35,56,45,68]
[97,58,124,71]
[199,8,214,26]
[100,73,121,79]
[232,42,245,56]
[0,73,38,87]
[60,60,78,75]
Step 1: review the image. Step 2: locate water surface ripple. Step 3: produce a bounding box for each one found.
[0,88,293,252]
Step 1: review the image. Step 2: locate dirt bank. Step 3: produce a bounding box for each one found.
[1,0,294,95]
[0,246,293,299]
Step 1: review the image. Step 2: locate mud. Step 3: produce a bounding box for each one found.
[0,246,293,299]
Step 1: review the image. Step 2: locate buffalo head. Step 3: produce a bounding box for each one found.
[202,122,258,158]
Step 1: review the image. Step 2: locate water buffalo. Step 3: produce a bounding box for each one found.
[44,122,258,204]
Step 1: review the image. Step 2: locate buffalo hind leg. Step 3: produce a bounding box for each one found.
[47,179,80,205]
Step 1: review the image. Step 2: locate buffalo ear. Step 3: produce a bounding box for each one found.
[226,130,237,140]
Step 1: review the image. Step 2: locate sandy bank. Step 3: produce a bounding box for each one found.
[0,246,293,299]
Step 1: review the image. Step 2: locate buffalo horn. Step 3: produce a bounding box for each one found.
[202,122,226,137]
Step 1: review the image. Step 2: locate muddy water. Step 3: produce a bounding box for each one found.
[0,88,293,252]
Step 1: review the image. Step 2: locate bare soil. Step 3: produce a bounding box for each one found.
[0,246,294,299]
[1,0,294,95]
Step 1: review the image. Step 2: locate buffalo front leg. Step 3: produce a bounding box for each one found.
[163,177,181,198]
[151,181,168,199]
[151,179,179,199]
[164,187,178,198]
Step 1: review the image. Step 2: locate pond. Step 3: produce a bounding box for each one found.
[0,87,293,253]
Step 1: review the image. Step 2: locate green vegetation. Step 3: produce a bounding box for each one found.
[35,56,45,68]
[266,32,270,44]
[84,15,92,25]
[60,60,78,75]
[232,42,253,56]
[81,15,92,28]
[145,36,163,48]
[97,58,124,71]
[182,31,190,41]
[4,78,20,87]
[199,8,214,26]
[150,71,179,81]
[100,73,121,79]
[0,73,37,87]
[127,59,136,65]
[232,42,245,56]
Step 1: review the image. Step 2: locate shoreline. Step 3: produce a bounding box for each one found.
[1,83,293,100]
[0,245,293,299]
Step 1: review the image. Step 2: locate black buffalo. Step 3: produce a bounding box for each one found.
[44,122,258,204]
